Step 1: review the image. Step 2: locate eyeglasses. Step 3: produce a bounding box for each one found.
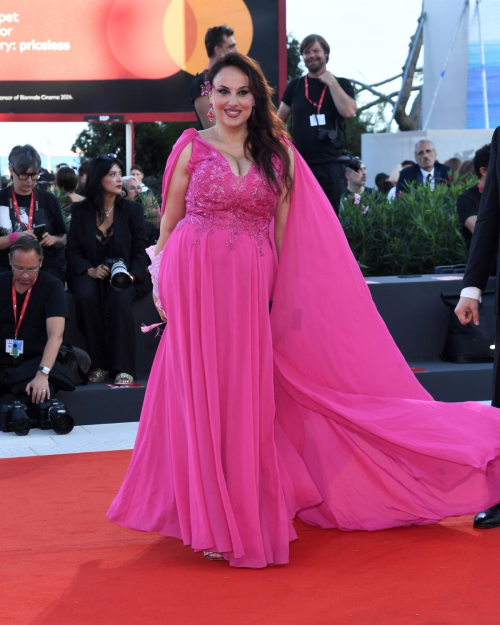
[11,264,41,274]
[97,153,117,160]
[12,169,41,181]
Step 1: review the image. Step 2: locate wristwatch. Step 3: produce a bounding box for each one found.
[38,366,51,376]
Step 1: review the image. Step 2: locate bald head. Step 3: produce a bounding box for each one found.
[414,140,437,172]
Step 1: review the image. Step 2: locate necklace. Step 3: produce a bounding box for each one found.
[104,204,114,218]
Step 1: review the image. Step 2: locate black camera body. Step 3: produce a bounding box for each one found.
[0,399,74,436]
[103,257,132,290]
[316,125,362,173]
[334,150,363,173]
[317,128,338,143]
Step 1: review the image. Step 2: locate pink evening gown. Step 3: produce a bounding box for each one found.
[108,128,500,568]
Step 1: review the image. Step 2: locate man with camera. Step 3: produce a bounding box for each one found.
[277,34,357,214]
[0,145,67,283]
[0,238,75,434]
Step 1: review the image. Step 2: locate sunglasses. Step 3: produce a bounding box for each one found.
[97,153,118,160]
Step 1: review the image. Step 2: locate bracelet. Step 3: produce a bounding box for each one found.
[8,232,19,244]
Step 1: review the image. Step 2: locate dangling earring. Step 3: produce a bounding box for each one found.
[251,106,256,120]
[207,101,215,122]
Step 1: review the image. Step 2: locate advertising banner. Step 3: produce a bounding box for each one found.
[467,0,500,129]
[0,0,284,120]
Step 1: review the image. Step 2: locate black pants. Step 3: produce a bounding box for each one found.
[493,314,500,408]
[70,275,138,377]
[308,161,346,215]
[0,358,57,408]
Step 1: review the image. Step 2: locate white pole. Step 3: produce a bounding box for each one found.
[476,0,490,129]
[125,122,133,174]
[46,137,51,172]
[422,0,469,131]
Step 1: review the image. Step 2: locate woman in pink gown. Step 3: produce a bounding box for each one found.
[108,54,500,568]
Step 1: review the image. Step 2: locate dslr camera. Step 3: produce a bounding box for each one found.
[316,126,363,173]
[317,128,338,143]
[0,399,74,436]
[103,257,132,290]
[334,150,363,173]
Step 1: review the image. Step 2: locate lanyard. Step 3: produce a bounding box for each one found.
[11,189,35,230]
[305,75,327,114]
[12,278,36,339]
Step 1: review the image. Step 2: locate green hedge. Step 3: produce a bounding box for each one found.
[339,178,472,276]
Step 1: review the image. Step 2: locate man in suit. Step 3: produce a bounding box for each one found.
[395,140,452,195]
[455,126,500,529]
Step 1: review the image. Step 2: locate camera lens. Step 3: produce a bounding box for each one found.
[110,260,132,290]
[11,405,31,436]
[48,405,74,435]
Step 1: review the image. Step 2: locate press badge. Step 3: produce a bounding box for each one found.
[6,339,24,357]
[310,114,326,127]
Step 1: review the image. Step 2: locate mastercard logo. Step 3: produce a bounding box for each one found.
[106,0,253,79]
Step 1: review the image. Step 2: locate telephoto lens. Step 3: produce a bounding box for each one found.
[104,257,132,290]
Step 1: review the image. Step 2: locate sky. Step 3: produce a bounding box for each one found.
[0,0,423,173]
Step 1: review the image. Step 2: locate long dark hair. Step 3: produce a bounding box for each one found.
[206,53,293,198]
[84,155,125,225]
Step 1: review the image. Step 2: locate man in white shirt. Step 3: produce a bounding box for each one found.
[455,126,500,529]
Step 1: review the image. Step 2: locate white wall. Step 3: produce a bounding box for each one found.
[422,0,469,130]
[362,129,493,187]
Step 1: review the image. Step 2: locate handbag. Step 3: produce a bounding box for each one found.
[441,291,496,363]
[57,343,91,385]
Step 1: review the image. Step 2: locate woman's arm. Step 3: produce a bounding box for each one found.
[154,143,192,256]
[274,148,295,260]
[41,194,67,248]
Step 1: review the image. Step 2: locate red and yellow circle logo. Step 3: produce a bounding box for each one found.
[106,0,253,79]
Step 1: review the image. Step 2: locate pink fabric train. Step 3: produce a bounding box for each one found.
[108,128,500,568]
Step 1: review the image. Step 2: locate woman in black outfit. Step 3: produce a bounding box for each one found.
[66,154,151,384]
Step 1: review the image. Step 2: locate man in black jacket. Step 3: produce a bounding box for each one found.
[456,143,490,253]
[395,140,452,195]
[455,127,500,529]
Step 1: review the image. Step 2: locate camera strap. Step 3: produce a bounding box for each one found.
[304,75,327,114]
[10,188,36,230]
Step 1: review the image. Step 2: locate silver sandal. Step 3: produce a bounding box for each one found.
[203,551,225,561]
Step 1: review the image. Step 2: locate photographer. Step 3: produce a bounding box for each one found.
[0,145,67,283]
[277,34,357,214]
[0,238,69,407]
[66,154,151,385]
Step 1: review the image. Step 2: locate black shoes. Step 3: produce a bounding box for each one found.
[473,503,500,529]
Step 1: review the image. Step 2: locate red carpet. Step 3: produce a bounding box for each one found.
[1,450,499,625]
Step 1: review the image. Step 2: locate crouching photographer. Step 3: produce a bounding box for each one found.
[66,154,151,385]
[0,238,75,435]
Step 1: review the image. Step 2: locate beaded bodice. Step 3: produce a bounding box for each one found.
[176,135,281,255]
